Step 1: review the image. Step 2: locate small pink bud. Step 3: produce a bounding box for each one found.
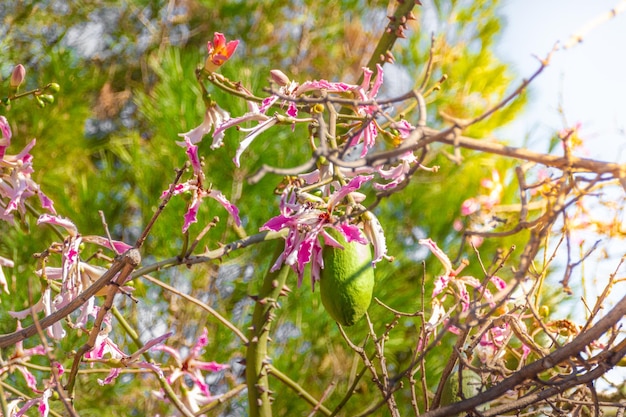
[269,69,290,86]
[10,64,25,88]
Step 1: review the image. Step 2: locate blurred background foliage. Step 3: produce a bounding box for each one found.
[1,0,544,415]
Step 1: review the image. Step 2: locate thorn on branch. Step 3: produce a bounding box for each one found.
[395,26,407,38]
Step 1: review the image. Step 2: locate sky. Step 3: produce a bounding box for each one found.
[496,0,626,163]
[495,1,626,288]
[496,1,626,389]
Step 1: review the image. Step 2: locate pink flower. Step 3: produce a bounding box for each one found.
[178,102,230,148]
[419,238,453,277]
[262,175,377,288]
[347,64,384,157]
[233,116,278,167]
[8,215,133,339]
[0,255,13,295]
[209,65,387,167]
[1,137,56,221]
[15,387,54,417]
[457,170,505,247]
[1,322,48,391]
[476,323,509,364]
[0,115,12,158]
[162,138,241,232]
[209,98,276,167]
[461,170,503,217]
[85,317,170,385]
[460,198,480,216]
[153,327,229,408]
[204,32,239,72]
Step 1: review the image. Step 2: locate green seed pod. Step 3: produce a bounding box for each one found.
[441,368,489,412]
[319,228,375,326]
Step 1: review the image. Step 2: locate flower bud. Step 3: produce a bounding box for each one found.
[46,83,61,93]
[40,94,55,104]
[311,103,324,114]
[269,69,290,86]
[10,64,25,88]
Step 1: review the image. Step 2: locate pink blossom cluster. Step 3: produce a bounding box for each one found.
[153,327,230,413]
[0,116,56,223]
[0,115,58,301]
[418,238,531,368]
[8,215,134,339]
[170,33,451,286]
[261,175,386,288]
[1,64,232,415]
[455,169,505,247]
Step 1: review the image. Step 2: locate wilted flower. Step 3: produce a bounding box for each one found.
[374,120,419,191]
[420,238,508,316]
[361,210,387,264]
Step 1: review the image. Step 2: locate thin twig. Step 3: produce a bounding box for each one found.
[135,164,187,249]
[64,250,142,393]
[142,273,248,344]
[0,249,141,349]
[563,0,626,49]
